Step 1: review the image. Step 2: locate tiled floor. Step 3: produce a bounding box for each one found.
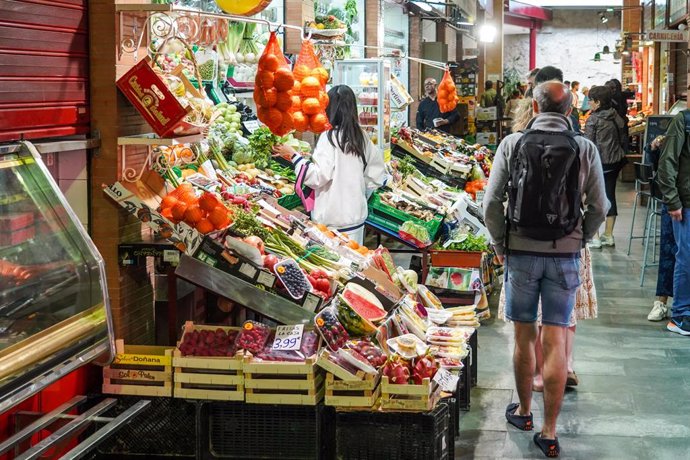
[456,184,690,459]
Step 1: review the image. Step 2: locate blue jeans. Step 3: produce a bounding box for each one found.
[671,208,690,320]
[504,254,581,327]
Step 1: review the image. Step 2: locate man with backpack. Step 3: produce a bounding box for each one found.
[483,81,608,458]
[657,110,690,335]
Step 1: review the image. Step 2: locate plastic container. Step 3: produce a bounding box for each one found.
[315,306,350,351]
[274,258,312,299]
[426,309,453,325]
[337,348,377,375]
[386,334,428,360]
[429,344,469,360]
[347,339,387,368]
[235,320,271,354]
[426,326,473,344]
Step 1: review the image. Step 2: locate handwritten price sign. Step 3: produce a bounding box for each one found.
[271,324,304,351]
[434,368,460,392]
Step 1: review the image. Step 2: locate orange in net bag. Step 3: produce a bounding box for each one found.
[291,40,332,134]
[437,69,459,113]
[254,31,295,136]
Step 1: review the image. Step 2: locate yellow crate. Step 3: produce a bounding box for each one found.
[325,372,380,408]
[102,339,174,398]
[380,376,441,412]
[243,356,324,405]
[172,322,244,401]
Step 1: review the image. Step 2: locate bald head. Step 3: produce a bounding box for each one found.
[532,81,573,116]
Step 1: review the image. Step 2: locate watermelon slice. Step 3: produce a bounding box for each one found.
[342,284,387,322]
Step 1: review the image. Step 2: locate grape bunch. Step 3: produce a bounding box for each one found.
[315,307,349,351]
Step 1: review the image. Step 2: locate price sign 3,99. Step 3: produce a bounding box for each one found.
[271,324,304,351]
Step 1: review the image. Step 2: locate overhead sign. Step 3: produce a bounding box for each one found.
[648,29,689,42]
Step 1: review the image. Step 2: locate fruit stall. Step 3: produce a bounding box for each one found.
[0,3,497,458]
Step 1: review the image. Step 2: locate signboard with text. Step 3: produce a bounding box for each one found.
[648,29,689,42]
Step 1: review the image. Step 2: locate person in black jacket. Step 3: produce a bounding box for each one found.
[415,77,460,133]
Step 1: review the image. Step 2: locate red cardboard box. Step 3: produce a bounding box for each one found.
[116,57,194,138]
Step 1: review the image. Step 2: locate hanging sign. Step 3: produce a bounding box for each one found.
[647,29,689,42]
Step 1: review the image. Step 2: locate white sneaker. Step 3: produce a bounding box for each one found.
[589,238,602,249]
[648,301,668,321]
[600,234,615,247]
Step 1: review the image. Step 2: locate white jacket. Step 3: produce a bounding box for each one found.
[293,131,387,230]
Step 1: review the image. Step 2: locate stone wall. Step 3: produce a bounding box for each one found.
[504,9,622,89]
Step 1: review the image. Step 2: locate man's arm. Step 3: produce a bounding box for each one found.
[444,108,460,125]
[581,142,609,241]
[657,112,685,213]
[482,136,513,256]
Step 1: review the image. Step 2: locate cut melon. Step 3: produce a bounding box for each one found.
[343,284,387,322]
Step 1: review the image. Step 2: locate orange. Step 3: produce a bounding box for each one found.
[257,107,270,123]
[293,64,311,82]
[275,91,293,111]
[275,111,294,136]
[256,70,274,89]
[292,111,308,131]
[318,90,329,109]
[184,204,204,224]
[199,192,221,212]
[161,207,175,221]
[208,206,231,229]
[177,190,197,206]
[171,201,188,221]
[347,240,360,250]
[266,108,283,130]
[302,97,321,115]
[291,95,302,111]
[292,80,301,95]
[300,76,321,98]
[263,88,278,107]
[316,223,328,232]
[258,53,280,72]
[310,113,329,133]
[274,67,295,92]
[311,67,329,85]
[160,195,178,210]
[196,219,215,234]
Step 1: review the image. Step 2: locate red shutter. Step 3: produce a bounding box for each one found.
[0,0,89,142]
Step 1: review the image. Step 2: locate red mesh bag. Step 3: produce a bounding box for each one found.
[290,40,332,134]
[254,32,295,136]
[437,69,459,113]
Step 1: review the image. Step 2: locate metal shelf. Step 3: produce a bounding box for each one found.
[175,255,315,325]
[117,133,204,146]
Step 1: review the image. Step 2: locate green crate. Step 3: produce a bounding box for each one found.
[278,193,302,210]
[367,192,443,242]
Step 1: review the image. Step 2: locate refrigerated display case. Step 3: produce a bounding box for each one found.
[0,141,114,413]
[333,59,392,156]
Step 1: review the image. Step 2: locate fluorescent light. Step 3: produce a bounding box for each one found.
[456,20,474,26]
[479,24,497,43]
[412,1,432,12]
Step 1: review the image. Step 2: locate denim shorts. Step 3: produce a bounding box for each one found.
[504,254,581,327]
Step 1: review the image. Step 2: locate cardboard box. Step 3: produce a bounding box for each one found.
[475,107,497,121]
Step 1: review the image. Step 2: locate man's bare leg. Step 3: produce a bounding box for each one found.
[514,321,539,416]
[540,324,568,439]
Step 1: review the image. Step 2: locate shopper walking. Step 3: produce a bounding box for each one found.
[570,81,580,111]
[657,110,690,335]
[580,87,591,113]
[415,77,460,133]
[272,85,387,245]
[483,81,608,458]
[505,90,523,120]
[480,80,497,108]
[585,85,626,248]
[644,135,677,321]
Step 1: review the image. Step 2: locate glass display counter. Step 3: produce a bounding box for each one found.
[0,141,114,412]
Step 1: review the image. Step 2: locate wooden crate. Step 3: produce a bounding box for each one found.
[102,339,174,397]
[173,323,244,401]
[243,357,324,405]
[325,372,381,408]
[380,377,441,411]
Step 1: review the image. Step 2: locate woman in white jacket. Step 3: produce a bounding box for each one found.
[273,85,387,244]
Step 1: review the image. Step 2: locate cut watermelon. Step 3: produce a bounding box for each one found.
[342,284,387,322]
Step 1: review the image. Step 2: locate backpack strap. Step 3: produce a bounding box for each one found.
[683,110,690,134]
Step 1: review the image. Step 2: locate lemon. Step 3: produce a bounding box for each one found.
[316,23,325,30]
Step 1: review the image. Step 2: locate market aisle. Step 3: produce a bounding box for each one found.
[456,184,690,460]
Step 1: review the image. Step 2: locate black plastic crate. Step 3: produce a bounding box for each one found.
[335,402,451,460]
[200,401,335,459]
[96,396,196,458]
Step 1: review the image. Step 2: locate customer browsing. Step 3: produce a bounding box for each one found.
[415,77,460,133]
[483,82,608,458]
[657,110,690,336]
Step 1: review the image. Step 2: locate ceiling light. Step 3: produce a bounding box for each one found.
[412,1,432,12]
[602,45,611,54]
[479,24,497,43]
[593,52,601,62]
[600,13,609,24]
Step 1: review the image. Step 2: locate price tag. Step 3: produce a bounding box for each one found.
[239,263,258,280]
[163,250,180,264]
[433,368,460,392]
[243,120,261,133]
[271,324,304,351]
[475,191,485,204]
[257,270,276,288]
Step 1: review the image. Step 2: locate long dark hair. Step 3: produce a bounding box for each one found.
[326,85,366,163]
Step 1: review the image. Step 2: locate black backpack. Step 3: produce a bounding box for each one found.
[507,120,582,241]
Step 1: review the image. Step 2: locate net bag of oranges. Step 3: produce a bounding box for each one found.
[254,32,295,136]
[290,40,332,134]
[437,69,459,113]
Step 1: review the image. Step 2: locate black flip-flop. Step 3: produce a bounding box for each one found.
[533,432,560,458]
[505,402,533,431]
